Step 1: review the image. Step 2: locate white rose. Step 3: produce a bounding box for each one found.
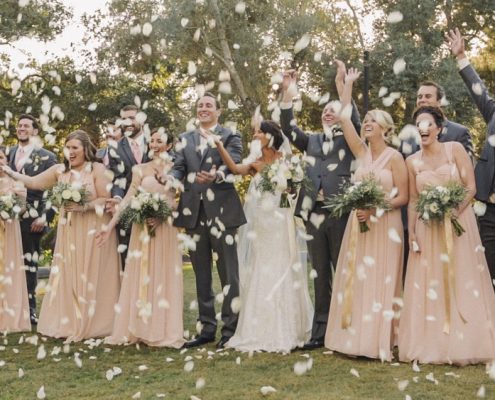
[473,201,487,217]
[61,190,72,200]
[71,191,82,203]
[429,202,439,213]
[0,210,10,220]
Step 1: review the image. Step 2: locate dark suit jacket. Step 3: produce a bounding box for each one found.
[459,64,495,201]
[171,125,246,230]
[7,145,57,232]
[280,104,361,220]
[108,136,150,198]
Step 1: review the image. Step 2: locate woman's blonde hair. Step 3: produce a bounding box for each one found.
[361,109,395,144]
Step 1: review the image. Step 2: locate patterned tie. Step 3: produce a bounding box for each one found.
[130,139,142,163]
[15,147,24,172]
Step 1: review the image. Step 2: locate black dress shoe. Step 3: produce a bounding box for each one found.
[30,312,38,326]
[216,336,230,349]
[183,336,215,349]
[301,338,324,350]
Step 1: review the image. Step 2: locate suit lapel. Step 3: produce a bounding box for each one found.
[8,145,18,171]
[200,126,223,166]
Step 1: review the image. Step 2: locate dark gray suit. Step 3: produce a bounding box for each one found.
[459,63,495,277]
[171,125,246,339]
[280,106,360,341]
[108,136,150,267]
[7,145,57,316]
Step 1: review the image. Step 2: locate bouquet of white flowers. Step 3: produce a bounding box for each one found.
[0,193,25,220]
[324,176,390,233]
[45,182,89,210]
[416,181,466,236]
[119,189,173,236]
[256,155,307,208]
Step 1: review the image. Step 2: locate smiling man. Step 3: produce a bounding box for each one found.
[401,81,473,157]
[171,92,246,349]
[7,114,57,326]
[107,105,150,268]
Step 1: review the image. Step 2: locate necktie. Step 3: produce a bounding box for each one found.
[130,139,142,163]
[15,147,25,172]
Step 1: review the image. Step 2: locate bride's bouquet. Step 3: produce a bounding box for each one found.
[45,182,89,210]
[256,155,307,208]
[416,181,467,236]
[324,175,390,233]
[0,193,25,220]
[119,189,173,236]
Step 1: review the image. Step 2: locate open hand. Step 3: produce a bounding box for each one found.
[445,28,466,59]
[345,67,361,84]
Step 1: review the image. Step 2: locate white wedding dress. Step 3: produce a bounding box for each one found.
[227,174,313,353]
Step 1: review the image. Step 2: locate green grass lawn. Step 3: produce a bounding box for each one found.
[1,264,494,399]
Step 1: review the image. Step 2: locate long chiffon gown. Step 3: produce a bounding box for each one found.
[37,164,121,342]
[227,174,313,353]
[399,142,495,365]
[105,170,185,348]
[325,147,404,361]
[0,176,30,332]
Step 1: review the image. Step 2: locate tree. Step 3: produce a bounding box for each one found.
[0,0,70,45]
[85,0,363,135]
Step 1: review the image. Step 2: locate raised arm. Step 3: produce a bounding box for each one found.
[215,131,243,178]
[279,70,309,152]
[170,135,187,181]
[334,59,346,99]
[340,68,367,159]
[446,28,495,123]
[213,136,252,176]
[3,163,61,190]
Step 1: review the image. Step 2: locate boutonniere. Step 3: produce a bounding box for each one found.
[26,152,47,172]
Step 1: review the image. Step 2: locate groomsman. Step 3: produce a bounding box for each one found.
[96,119,122,167]
[8,114,57,325]
[171,92,246,349]
[446,28,495,277]
[279,64,361,349]
[400,80,473,157]
[107,105,149,266]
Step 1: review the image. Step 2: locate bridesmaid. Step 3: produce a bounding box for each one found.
[324,68,408,361]
[399,106,495,365]
[3,130,121,342]
[0,146,30,332]
[97,128,185,348]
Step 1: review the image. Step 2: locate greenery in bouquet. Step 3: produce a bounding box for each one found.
[45,182,90,210]
[416,181,467,236]
[119,189,173,237]
[324,175,390,233]
[256,155,308,208]
[0,193,25,221]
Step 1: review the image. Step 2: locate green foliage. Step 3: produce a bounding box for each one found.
[0,0,69,44]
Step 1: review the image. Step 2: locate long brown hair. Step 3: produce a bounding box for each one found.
[63,130,97,169]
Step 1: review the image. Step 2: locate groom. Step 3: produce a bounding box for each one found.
[280,63,361,349]
[171,92,246,348]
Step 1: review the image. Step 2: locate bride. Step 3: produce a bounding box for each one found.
[211,119,313,353]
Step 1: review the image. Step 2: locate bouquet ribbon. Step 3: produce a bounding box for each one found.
[442,215,467,334]
[138,224,151,321]
[49,211,83,320]
[0,220,5,298]
[342,214,359,329]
